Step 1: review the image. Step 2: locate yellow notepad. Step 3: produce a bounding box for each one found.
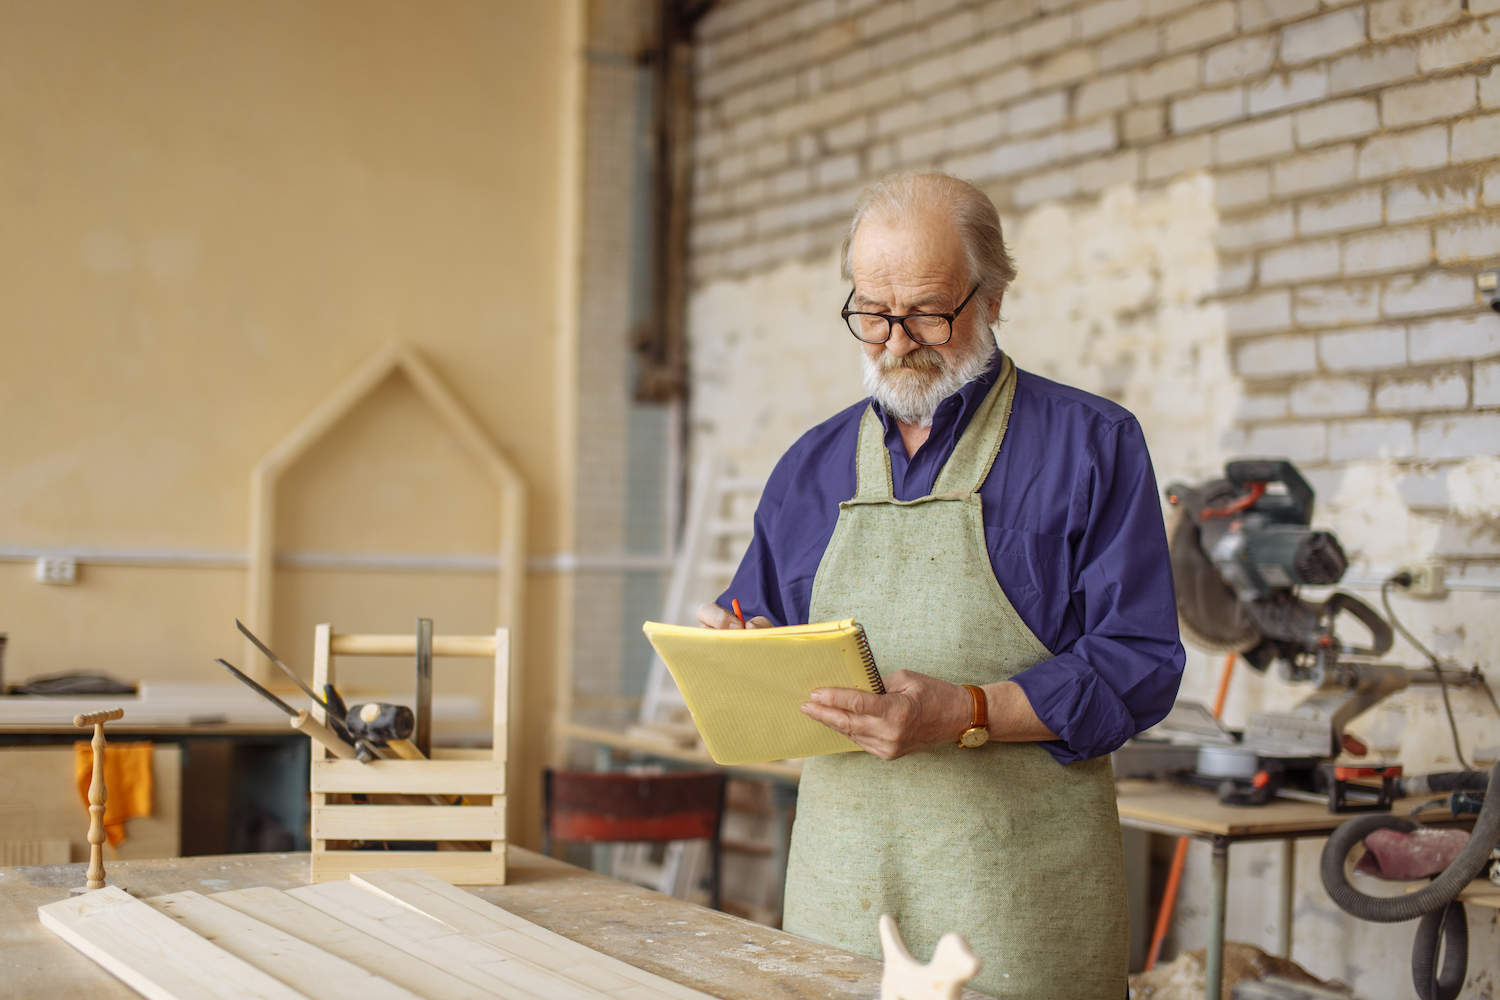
[641,619,885,766]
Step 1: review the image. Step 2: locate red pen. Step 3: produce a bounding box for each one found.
[731,599,746,626]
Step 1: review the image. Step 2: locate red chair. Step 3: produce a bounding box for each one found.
[543,769,726,909]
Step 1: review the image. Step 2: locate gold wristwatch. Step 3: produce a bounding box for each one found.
[956,684,989,749]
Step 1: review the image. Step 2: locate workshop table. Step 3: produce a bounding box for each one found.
[559,721,802,921]
[0,844,991,1000]
[557,721,802,782]
[1116,779,1451,1000]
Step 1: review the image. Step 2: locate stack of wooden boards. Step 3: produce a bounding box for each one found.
[38,867,717,1000]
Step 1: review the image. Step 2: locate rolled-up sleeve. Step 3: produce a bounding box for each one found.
[1009,418,1185,764]
[720,504,787,628]
[718,452,798,628]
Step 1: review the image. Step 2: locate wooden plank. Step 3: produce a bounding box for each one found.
[488,627,510,765]
[312,806,505,841]
[212,887,497,1000]
[311,851,505,885]
[352,870,712,1000]
[431,748,494,761]
[37,886,309,1000]
[355,869,527,929]
[289,881,613,1000]
[312,760,505,795]
[329,635,496,658]
[145,892,421,1000]
[353,876,630,992]
[1459,882,1500,909]
[1402,880,1500,909]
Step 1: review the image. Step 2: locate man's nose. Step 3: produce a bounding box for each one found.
[883,321,923,357]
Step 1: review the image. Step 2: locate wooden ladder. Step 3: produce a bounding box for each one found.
[638,457,764,729]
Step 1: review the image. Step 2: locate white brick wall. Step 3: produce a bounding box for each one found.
[1320,324,1409,368]
[1329,415,1416,458]
[688,0,1499,516]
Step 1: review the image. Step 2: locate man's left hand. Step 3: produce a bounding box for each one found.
[799,670,969,760]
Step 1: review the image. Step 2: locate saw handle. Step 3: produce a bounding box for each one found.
[1225,459,1315,523]
[1323,591,1395,656]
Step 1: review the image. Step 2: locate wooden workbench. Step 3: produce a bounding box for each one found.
[0,845,989,1000]
[1115,778,1438,839]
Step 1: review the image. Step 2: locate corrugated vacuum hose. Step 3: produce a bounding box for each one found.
[1412,901,1467,1000]
[1320,761,1500,998]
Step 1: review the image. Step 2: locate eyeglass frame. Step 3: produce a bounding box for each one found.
[840,284,983,346]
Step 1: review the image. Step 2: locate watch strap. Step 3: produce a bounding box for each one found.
[964,684,987,729]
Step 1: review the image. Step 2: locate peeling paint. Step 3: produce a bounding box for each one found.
[1000,173,1237,487]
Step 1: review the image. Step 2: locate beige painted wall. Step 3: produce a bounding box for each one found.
[0,0,583,845]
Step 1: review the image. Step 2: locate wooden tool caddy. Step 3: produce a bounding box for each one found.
[308,623,509,884]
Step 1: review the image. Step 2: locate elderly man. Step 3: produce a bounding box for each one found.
[698,171,1184,998]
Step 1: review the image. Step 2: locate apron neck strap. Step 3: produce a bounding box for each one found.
[933,353,1017,497]
[852,354,1018,501]
[854,404,894,500]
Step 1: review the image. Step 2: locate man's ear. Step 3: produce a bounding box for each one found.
[985,293,1003,327]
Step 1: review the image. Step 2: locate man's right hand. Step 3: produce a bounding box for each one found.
[696,602,774,630]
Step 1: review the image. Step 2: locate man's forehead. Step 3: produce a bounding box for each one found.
[850,216,968,297]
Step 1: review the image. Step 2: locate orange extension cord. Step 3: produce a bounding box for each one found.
[1144,652,1237,970]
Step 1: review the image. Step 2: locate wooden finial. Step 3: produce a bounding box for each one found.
[74,708,125,728]
[73,708,124,890]
[878,914,981,1000]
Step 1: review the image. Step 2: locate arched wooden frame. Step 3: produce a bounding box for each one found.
[244,341,527,685]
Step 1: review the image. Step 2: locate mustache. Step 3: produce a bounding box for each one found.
[874,346,946,374]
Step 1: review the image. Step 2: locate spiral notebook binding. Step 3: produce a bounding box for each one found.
[852,623,885,694]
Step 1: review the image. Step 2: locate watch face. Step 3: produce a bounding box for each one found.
[959,727,989,749]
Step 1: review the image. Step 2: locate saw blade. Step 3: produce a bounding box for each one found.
[1166,503,1261,654]
[235,619,323,705]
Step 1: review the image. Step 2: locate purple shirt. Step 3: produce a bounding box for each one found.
[718,353,1185,764]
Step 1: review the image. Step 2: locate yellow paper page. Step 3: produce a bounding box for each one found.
[642,619,882,766]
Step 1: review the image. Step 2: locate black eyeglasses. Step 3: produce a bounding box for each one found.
[841,285,981,346]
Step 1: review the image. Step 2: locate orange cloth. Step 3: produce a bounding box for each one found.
[74,740,154,847]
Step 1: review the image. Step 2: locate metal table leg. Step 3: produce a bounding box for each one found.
[1205,838,1230,1000]
[764,781,798,922]
[591,745,613,875]
[1279,838,1295,958]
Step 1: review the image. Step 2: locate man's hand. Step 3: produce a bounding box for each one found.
[799,670,968,760]
[697,602,774,630]
[800,673,1057,761]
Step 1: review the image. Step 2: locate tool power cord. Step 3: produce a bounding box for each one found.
[1321,760,1500,1000]
[1381,575,1472,770]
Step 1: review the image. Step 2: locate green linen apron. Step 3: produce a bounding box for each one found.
[784,355,1128,999]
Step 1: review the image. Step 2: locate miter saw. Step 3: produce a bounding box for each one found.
[1152,458,1407,808]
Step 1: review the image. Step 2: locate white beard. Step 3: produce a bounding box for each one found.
[861,330,997,428]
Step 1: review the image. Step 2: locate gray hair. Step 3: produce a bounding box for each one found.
[839,170,1016,302]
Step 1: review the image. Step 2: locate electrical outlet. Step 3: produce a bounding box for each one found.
[35,556,77,585]
[1397,560,1448,599]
